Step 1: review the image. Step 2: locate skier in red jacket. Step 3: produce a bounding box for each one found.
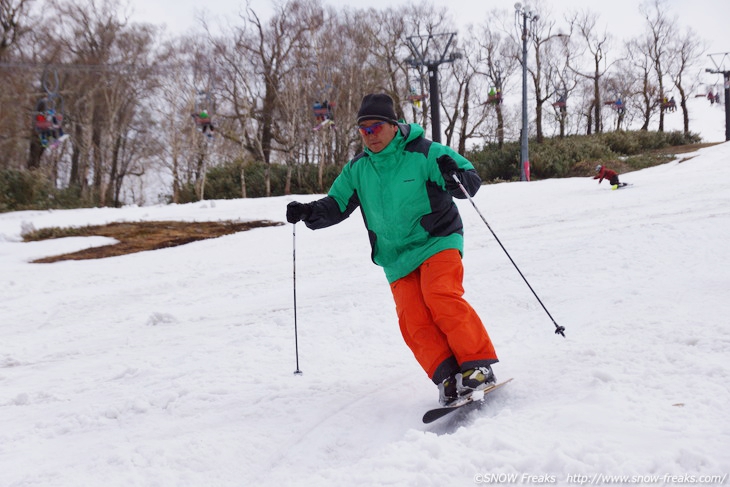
[594,165,625,189]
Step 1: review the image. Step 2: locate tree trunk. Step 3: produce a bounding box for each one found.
[195,150,206,201]
[678,87,689,134]
[27,133,44,169]
[261,84,276,197]
[496,105,504,148]
[458,82,470,155]
[586,104,593,135]
[593,76,602,134]
[241,165,247,199]
[285,161,292,195]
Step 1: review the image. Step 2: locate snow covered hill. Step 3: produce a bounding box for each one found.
[1,96,729,486]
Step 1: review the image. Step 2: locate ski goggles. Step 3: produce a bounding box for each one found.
[357,121,388,136]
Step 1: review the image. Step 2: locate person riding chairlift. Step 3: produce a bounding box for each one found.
[407,88,427,109]
[553,93,567,113]
[614,98,625,115]
[312,100,335,131]
[661,96,676,112]
[313,100,334,122]
[34,107,68,148]
[487,87,502,105]
[34,111,52,147]
[193,110,214,138]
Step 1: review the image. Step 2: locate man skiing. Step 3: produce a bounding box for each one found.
[286,93,499,406]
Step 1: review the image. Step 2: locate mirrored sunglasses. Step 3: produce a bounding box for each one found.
[358,121,388,136]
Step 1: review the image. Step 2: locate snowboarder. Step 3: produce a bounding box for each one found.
[286,93,499,406]
[594,164,624,189]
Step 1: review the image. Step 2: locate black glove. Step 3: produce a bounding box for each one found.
[437,155,461,190]
[286,201,312,224]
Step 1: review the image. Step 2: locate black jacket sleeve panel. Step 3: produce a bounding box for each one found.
[304,193,361,230]
[449,168,481,199]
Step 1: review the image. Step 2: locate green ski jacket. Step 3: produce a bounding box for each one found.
[303,122,481,283]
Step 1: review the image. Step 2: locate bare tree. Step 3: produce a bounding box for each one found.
[624,35,658,131]
[471,10,522,147]
[667,27,706,134]
[446,23,510,152]
[641,0,674,132]
[338,7,393,148]
[4,0,719,210]
[367,5,411,109]
[568,10,612,135]
[0,0,34,59]
[0,0,39,170]
[150,37,194,203]
[548,64,579,137]
[226,0,325,197]
[528,14,570,142]
[45,0,156,205]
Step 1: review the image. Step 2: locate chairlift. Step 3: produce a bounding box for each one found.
[311,80,336,130]
[406,87,428,111]
[486,86,503,105]
[312,100,335,131]
[33,67,68,148]
[192,90,215,138]
[603,95,625,115]
[658,95,676,112]
[485,61,505,107]
[702,86,720,105]
[696,84,712,98]
[406,89,428,103]
[406,67,428,111]
[312,100,335,120]
[191,63,217,139]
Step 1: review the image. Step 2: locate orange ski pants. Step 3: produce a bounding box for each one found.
[389,249,498,383]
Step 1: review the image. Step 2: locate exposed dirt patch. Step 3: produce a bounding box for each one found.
[23,220,283,263]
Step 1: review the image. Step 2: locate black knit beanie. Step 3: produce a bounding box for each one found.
[356,93,398,124]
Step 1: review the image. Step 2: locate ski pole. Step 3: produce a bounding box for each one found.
[451,174,566,337]
[292,223,303,374]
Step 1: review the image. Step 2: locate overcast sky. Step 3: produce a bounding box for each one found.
[128,0,729,74]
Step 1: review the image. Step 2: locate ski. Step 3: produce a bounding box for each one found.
[423,378,513,424]
[312,119,334,131]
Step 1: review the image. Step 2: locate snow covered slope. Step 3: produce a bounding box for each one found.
[2,139,729,486]
[1,94,729,485]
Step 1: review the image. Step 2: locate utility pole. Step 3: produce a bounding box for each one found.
[406,33,462,144]
[706,53,730,141]
[515,3,539,181]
